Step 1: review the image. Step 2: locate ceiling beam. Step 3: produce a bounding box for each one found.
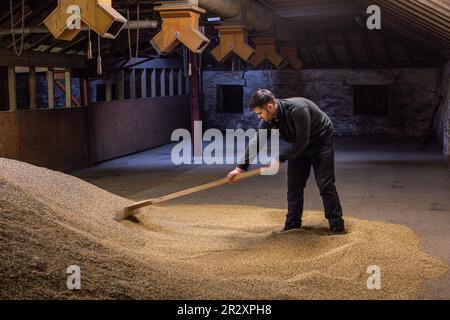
[372,0,450,47]
[0,48,89,68]
[341,32,355,64]
[381,34,393,64]
[303,35,319,67]
[321,31,336,63]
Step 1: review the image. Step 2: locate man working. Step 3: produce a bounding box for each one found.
[227,89,346,234]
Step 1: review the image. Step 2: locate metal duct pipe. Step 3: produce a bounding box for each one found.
[0,21,158,36]
[197,0,240,19]
[198,0,272,32]
[198,0,294,41]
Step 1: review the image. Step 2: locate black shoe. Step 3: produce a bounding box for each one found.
[329,219,346,235]
[282,224,301,232]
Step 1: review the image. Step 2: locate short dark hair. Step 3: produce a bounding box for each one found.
[248,89,276,110]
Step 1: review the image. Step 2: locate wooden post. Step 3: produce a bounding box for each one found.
[130,69,136,99]
[189,51,201,160]
[141,69,147,98]
[47,67,54,109]
[160,69,166,97]
[8,66,16,111]
[64,68,71,108]
[105,77,112,101]
[151,69,156,97]
[0,67,8,111]
[169,69,174,96]
[118,70,125,100]
[80,78,88,106]
[178,69,183,95]
[115,73,120,100]
[185,66,190,95]
[29,66,37,110]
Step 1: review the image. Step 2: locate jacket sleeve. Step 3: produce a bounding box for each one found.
[237,120,270,171]
[279,107,311,162]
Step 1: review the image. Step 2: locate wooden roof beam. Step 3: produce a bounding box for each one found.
[342,32,355,64]
[372,0,450,45]
[304,35,318,68]
[0,48,89,68]
[360,30,374,63]
[381,34,393,64]
[321,31,336,63]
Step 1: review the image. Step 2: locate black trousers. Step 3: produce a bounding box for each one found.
[285,136,343,227]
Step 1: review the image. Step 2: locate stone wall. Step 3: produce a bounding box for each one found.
[434,61,450,158]
[203,68,439,138]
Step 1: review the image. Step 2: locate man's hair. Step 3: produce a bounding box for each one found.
[248,89,276,110]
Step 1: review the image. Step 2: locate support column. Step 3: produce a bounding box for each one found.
[160,69,166,97]
[169,69,174,96]
[0,67,9,111]
[185,66,190,95]
[64,68,71,108]
[130,69,136,99]
[47,67,54,109]
[8,66,16,111]
[178,69,183,95]
[151,69,156,97]
[118,70,125,100]
[189,52,201,161]
[80,78,88,106]
[141,69,147,98]
[29,66,37,110]
[106,77,112,102]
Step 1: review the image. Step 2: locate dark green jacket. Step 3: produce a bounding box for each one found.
[237,97,334,171]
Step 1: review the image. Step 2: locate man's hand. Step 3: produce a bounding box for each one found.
[270,160,283,171]
[227,167,245,183]
[261,159,283,176]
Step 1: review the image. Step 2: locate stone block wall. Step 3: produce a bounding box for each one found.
[203,68,439,138]
[435,61,450,158]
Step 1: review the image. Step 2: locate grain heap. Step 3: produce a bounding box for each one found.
[0,157,447,299]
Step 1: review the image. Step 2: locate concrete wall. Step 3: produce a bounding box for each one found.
[202,68,439,137]
[0,96,191,171]
[88,96,191,163]
[0,108,90,172]
[435,61,450,158]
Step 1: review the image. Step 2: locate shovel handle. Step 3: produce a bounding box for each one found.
[151,167,260,205]
[115,168,262,221]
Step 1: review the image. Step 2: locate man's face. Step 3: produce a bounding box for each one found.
[253,102,277,121]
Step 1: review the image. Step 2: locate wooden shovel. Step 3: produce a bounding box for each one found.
[115,167,262,221]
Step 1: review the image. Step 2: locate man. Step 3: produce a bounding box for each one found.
[227,89,346,234]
